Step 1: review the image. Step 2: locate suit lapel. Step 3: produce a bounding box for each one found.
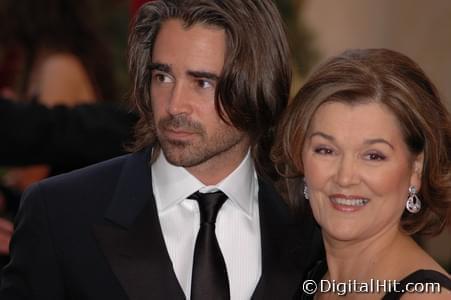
[252,179,323,300]
[93,150,321,300]
[93,148,185,300]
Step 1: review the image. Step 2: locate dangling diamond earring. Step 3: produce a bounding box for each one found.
[406,186,421,213]
[303,177,309,200]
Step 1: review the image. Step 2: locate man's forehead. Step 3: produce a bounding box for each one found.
[151,19,226,71]
[180,19,225,32]
[157,18,226,38]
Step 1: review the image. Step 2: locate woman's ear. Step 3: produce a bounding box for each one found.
[410,152,424,190]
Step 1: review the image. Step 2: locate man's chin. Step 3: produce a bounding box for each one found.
[160,143,195,167]
[164,153,199,168]
[161,144,217,169]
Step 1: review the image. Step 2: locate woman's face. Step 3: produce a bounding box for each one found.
[302,101,423,242]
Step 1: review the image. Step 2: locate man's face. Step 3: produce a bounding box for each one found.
[150,19,249,177]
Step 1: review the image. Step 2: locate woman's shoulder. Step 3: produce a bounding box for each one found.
[383,269,450,300]
[399,269,450,286]
[37,52,97,105]
[38,51,88,80]
[401,244,450,296]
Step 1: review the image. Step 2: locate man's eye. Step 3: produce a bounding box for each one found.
[153,73,173,83]
[197,79,214,89]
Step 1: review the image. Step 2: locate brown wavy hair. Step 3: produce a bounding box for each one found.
[272,48,451,235]
[127,0,291,180]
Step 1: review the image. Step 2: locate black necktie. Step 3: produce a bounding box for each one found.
[188,190,230,300]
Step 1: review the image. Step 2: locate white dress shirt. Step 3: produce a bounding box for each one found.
[151,151,261,300]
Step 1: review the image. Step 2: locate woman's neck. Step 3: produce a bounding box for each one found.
[323,226,415,282]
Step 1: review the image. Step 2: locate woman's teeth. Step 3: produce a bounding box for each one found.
[331,197,369,206]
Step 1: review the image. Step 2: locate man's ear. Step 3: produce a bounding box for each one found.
[410,152,424,190]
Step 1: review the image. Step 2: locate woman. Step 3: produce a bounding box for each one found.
[0,0,117,263]
[0,0,118,187]
[273,49,451,299]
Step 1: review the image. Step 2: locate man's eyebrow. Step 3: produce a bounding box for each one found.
[148,63,171,73]
[187,70,220,81]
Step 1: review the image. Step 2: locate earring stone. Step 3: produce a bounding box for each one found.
[406,186,421,213]
[303,178,309,200]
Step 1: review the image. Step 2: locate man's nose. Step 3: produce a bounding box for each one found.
[167,82,192,116]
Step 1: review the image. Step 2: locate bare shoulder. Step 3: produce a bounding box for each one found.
[40,53,89,82]
[393,239,451,299]
[38,52,96,105]
[399,238,449,275]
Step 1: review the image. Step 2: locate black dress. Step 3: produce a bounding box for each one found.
[301,260,451,299]
[382,269,451,299]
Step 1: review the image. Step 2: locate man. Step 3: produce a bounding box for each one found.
[0,1,322,299]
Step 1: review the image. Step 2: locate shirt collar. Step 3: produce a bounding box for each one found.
[151,150,257,218]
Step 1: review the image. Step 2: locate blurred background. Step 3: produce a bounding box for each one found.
[0,0,449,271]
[299,0,451,113]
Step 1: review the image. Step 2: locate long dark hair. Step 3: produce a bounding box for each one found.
[0,0,116,101]
[128,0,292,180]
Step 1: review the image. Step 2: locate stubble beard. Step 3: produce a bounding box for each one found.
[156,115,246,168]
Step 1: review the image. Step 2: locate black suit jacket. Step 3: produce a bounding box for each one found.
[0,148,322,300]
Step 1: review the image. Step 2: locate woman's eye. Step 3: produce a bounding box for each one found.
[364,152,386,161]
[314,147,334,155]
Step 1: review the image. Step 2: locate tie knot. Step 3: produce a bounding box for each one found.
[188,191,228,224]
